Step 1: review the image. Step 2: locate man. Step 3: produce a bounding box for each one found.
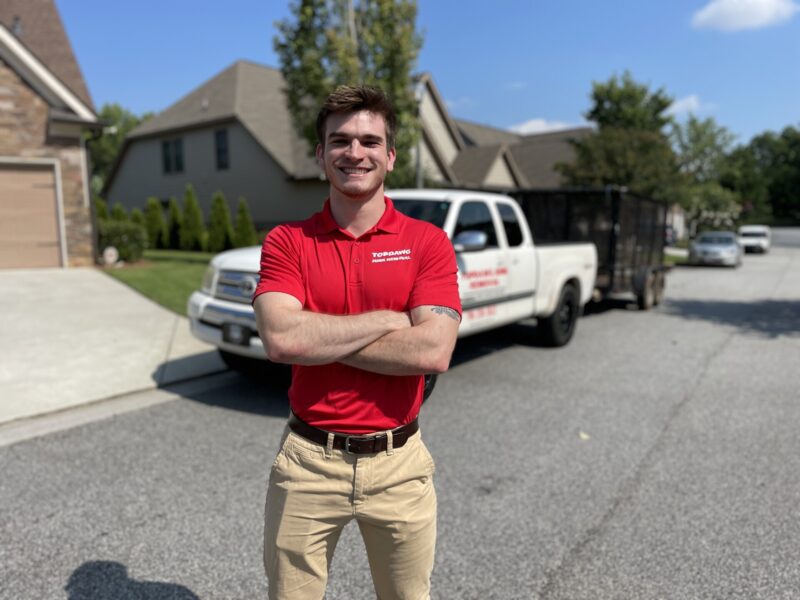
[252,85,461,599]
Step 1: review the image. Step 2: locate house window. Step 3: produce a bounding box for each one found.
[215,129,229,170]
[162,138,184,174]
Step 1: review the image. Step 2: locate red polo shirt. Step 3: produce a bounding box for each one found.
[253,197,460,434]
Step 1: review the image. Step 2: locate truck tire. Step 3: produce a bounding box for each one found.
[219,350,290,384]
[653,271,666,306]
[637,272,655,310]
[537,283,579,347]
[423,374,437,403]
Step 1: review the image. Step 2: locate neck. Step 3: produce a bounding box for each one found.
[329,188,386,238]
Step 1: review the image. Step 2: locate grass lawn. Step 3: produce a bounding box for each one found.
[663,253,689,267]
[103,249,215,315]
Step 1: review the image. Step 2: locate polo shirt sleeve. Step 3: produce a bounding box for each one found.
[252,225,306,305]
[408,226,462,316]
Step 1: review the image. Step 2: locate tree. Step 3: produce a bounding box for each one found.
[586,71,674,133]
[274,0,423,186]
[85,103,152,198]
[144,197,168,249]
[166,197,183,250]
[180,185,206,251]
[671,115,742,230]
[233,197,259,247]
[94,197,109,221]
[556,72,681,202]
[110,202,128,222]
[207,191,235,253]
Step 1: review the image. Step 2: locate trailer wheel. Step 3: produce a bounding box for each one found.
[653,272,666,306]
[538,283,579,347]
[637,272,656,310]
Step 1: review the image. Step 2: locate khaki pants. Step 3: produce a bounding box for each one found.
[264,426,437,600]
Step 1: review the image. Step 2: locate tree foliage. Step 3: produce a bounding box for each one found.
[86,103,152,197]
[586,71,673,133]
[110,202,129,222]
[144,197,168,249]
[557,72,681,202]
[233,197,259,247]
[180,184,206,251]
[207,191,235,253]
[274,0,423,186]
[93,197,109,221]
[166,197,183,250]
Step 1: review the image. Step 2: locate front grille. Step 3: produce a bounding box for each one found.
[214,270,260,303]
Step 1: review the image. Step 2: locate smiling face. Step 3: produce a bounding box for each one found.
[316,110,396,204]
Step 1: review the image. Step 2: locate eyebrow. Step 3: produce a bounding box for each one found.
[327,132,385,144]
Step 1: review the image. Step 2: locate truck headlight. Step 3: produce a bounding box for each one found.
[201,265,216,294]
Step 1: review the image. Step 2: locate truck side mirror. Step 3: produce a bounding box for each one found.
[453,230,488,252]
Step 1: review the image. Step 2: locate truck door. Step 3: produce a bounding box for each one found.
[453,200,509,325]
[497,201,537,298]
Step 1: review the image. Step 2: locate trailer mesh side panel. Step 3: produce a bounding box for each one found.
[511,189,666,295]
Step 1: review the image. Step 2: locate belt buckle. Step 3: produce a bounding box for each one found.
[344,433,384,455]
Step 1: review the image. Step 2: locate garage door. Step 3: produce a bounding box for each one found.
[0,164,62,268]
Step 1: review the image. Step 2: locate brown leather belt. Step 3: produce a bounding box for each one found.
[288,412,419,455]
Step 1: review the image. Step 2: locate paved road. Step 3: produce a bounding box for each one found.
[2,246,799,599]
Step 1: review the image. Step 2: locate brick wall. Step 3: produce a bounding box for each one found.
[0,59,95,267]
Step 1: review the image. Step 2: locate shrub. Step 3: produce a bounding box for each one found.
[180,184,206,251]
[166,197,182,250]
[94,197,109,221]
[130,208,145,227]
[233,197,259,247]
[207,191,235,253]
[144,197,168,249]
[97,220,146,262]
[110,202,128,222]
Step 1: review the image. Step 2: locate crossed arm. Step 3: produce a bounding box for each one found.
[253,292,461,376]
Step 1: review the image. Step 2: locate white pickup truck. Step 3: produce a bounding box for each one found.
[188,190,597,375]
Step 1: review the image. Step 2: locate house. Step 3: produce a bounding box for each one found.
[104,61,328,229]
[105,62,590,227]
[0,0,99,268]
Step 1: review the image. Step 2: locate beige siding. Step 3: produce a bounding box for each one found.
[107,122,328,227]
[483,155,515,188]
[420,93,459,166]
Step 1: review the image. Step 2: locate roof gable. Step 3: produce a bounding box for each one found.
[0,0,93,109]
[128,61,319,179]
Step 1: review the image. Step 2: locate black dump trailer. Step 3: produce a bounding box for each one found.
[511,187,668,309]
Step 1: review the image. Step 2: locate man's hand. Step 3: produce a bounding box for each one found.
[254,292,412,365]
[339,304,460,375]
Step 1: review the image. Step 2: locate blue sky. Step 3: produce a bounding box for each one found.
[58,0,800,145]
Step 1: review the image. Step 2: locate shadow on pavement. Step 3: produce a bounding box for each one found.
[167,368,291,418]
[66,561,198,599]
[661,299,800,338]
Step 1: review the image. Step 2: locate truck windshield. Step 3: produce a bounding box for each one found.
[392,199,449,229]
[740,231,767,238]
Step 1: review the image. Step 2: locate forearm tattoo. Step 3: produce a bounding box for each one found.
[430,306,461,322]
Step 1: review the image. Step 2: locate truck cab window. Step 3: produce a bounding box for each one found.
[454,201,498,248]
[498,204,523,247]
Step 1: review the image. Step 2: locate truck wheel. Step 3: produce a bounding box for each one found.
[538,283,579,347]
[423,374,438,403]
[219,350,290,384]
[637,273,655,310]
[653,272,666,306]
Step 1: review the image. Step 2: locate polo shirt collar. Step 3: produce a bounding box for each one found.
[313,197,401,237]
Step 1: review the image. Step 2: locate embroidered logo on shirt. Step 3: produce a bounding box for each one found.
[371,248,411,263]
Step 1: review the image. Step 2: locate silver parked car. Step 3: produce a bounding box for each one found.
[689,231,743,268]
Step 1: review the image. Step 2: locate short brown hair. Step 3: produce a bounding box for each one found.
[315,85,397,150]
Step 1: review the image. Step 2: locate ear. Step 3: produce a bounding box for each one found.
[315,144,324,167]
[386,147,396,173]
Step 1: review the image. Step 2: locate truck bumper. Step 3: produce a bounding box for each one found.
[187,291,266,359]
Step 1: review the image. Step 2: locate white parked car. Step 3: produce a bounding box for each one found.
[738,225,771,254]
[689,231,742,268]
